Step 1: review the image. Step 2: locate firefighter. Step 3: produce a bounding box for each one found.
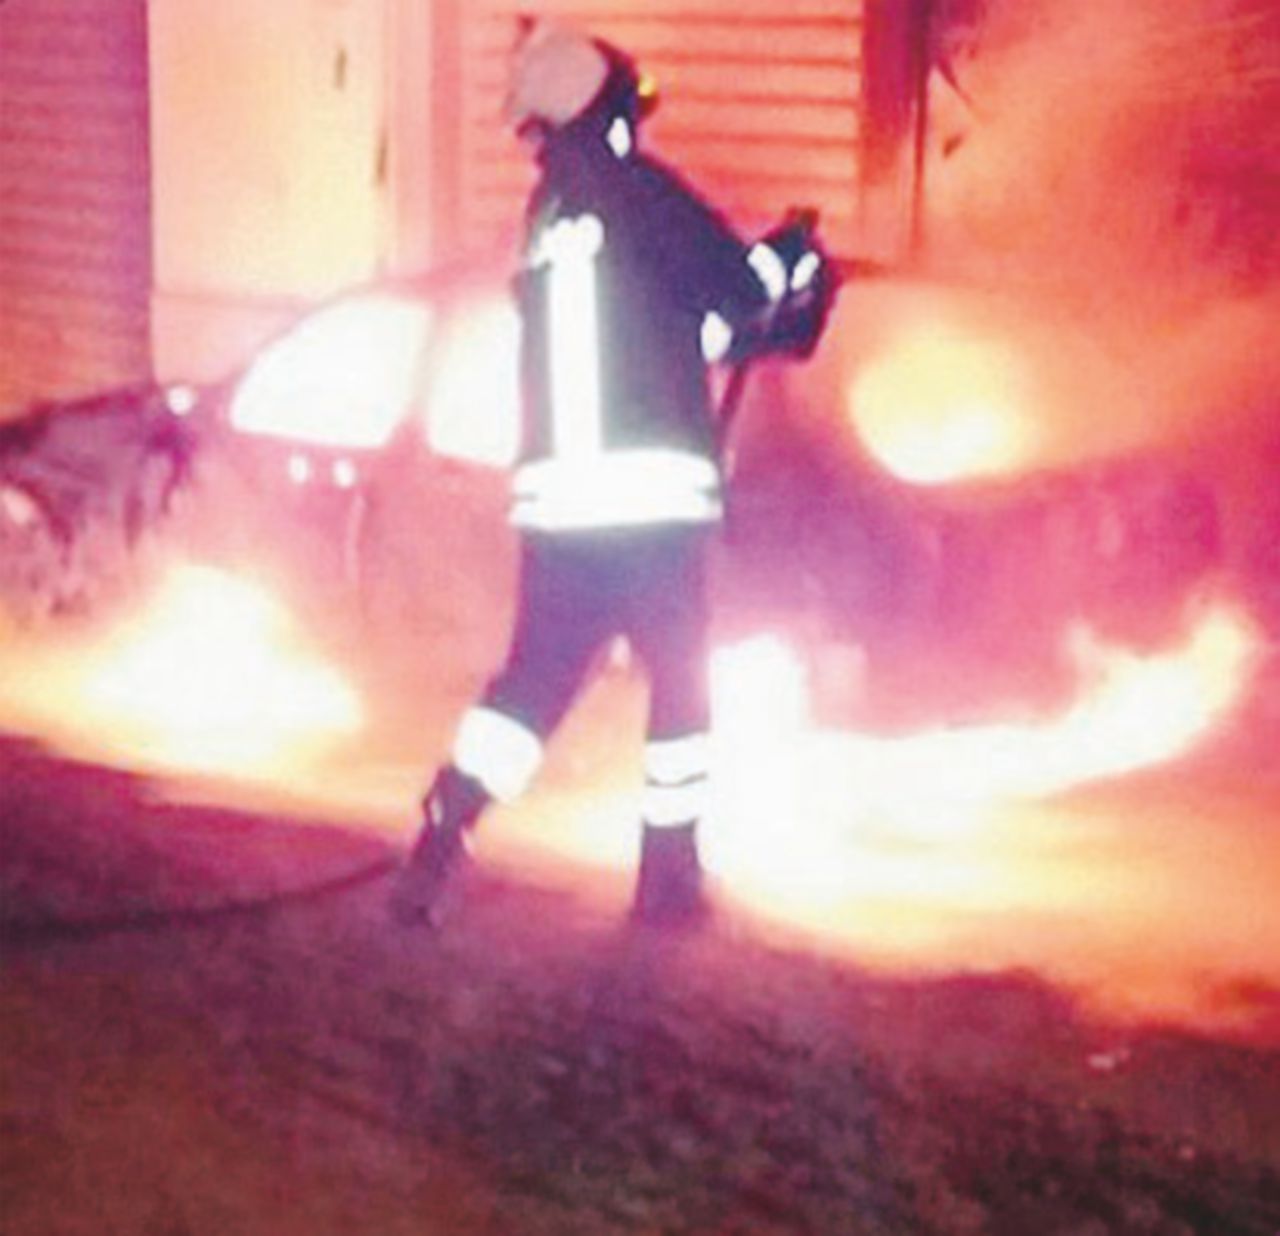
[391,19,836,928]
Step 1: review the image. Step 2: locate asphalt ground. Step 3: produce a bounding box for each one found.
[4,732,1280,1234]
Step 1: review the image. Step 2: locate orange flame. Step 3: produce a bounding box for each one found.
[0,560,1269,1029]
[849,321,1039,484]
[0,564,363,778]
[705,603,1259,908]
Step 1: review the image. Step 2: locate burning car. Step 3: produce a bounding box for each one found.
[162,264,520,624]
[0,383,197,624]
[1,256,1241,744]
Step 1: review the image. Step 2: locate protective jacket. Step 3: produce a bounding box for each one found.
[510,90,777,532]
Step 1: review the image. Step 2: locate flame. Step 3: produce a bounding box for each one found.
[0,564,363,777]
[849,322,1038,484]
[229,294,433,449]
[0,559,1265,1031]
[705,603,1259,906]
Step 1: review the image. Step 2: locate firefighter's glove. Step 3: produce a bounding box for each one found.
[743,210,840,362]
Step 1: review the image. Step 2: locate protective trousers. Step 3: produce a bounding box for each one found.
[446,524,713,834]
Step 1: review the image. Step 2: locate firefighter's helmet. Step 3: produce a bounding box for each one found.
[506,19,658,134]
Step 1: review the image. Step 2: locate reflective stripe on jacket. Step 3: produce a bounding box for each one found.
[512,120,772,531]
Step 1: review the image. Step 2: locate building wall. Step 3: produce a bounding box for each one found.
[147,0,410,382]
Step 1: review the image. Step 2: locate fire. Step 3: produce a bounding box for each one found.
[704,603,1259,905]
[849,322,1038,484]
[0,564,363,777]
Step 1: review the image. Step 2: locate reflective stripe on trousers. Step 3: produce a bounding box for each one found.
[641,730,712,829]
[453,705,544,804]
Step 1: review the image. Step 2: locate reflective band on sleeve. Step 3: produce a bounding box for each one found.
[747,243,787,304]
[453,706,544,803]
[700,311,733,363]
[644,732,711,786]
[511,448,722,531]
[606,117,633,159]
[641,775,712,828]
[791,250,821,292]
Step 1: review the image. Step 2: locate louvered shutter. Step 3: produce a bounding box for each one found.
[449,0,864,261]
[0,0,151,416]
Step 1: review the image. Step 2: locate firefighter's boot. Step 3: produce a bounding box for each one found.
[389,767,488,928]
[632,822,706,927]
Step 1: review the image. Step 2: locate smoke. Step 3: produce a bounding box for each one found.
[920,0,1280,461]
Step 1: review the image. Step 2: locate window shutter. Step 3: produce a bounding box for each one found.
[0,0,152,415]
[449,1,864,261]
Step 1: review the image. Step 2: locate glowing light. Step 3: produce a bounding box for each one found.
[0,484,41,529]
[7,564,364,776]
[710,635,808,741]
[230,294,432,449]
[851,326,1036,483]
[287,453,312,485]
[704,605,1259,906]
[331,458,358,489]
[426,295,522,468]
[163,384,199,416]
[706,635,828,898]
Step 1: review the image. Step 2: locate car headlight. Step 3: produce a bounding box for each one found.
[162,384,200,417]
